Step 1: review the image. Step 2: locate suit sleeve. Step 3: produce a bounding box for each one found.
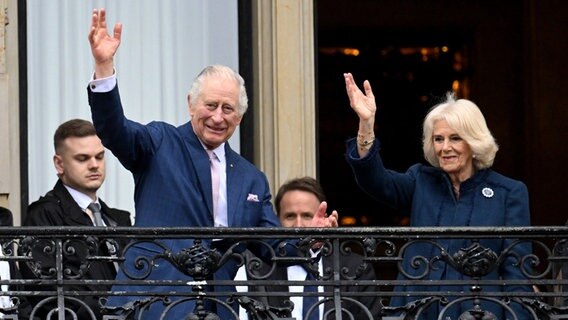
[87,84,161,173]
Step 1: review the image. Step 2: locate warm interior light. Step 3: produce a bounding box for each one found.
[340,216,357,226]
[452,80,460,91]
[320,47,360,57]
[342,48,360,56]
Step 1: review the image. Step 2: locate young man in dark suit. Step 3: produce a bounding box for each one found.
[20,119,132,319]
[237,177,382,320]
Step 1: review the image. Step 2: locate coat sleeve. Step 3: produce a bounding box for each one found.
[87,84,162,173]
[345,137,416,212]
[23,198,66,227]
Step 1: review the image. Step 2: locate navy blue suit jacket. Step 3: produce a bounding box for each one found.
[88,84,281,319]
[346,138,532,319]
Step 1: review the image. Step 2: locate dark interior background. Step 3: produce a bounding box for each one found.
[315,0,568,228]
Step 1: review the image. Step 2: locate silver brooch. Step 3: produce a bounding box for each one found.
[482,187,494,198]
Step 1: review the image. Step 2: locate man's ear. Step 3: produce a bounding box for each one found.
[187,95,194,117]
[54,154,64,175]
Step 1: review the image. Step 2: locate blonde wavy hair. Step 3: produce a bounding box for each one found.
[422,93,499,170]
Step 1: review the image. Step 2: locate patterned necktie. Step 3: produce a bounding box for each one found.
[303,270,320,320]
[87,202,104,226]
[207,150,220,219]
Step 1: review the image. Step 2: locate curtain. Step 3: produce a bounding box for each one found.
[27,0,240,220]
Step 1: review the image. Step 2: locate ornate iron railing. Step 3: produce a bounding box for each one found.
[0,226,567,319]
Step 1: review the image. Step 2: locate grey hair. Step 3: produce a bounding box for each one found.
[422,92,499,170]
[187,65,248,116]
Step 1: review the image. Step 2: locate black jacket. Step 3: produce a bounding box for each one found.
[19,180,132,319]
[242,249,382,319]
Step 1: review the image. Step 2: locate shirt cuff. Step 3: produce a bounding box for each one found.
[88,71,117,92]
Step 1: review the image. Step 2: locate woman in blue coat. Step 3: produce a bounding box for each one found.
[343,73,532,319]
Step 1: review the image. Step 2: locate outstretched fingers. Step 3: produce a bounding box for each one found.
[312,202,339,228]
[363,80,374,99]
[344,73,359,101]
[89,8,105,44]
[328,210,339,228]
[314,201,328,222]
[88,10,98,43]
[113,23,123,42]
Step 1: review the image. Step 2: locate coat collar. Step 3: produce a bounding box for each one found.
[52,180,123,226]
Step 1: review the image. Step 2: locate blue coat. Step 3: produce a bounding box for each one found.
[345,138,532,319]
[88,85,281,319]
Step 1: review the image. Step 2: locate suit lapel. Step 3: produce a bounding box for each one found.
[180,123,216,218]
[99,201,123,226]
[179,123,246,225]
[52,181,93,226]
[224,145,242,226]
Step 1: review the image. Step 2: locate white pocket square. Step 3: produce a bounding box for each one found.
[247,193,259,202]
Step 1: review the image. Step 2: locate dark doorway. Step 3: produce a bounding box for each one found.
[315,0,525,226]
[317,30,471,226]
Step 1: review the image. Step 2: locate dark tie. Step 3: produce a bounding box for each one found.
[303,271,320,320]
[88,202,120,271]
[87,202,104,226]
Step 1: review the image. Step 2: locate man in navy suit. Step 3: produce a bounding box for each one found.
[87,8,338,319]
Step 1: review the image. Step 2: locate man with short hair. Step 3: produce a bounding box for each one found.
[86,7,338,320]
[20,119,131,319]
[237,177,381,320]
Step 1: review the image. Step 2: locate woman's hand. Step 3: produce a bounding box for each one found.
[344,73,376,122]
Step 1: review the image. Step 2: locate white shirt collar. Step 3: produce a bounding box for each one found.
[203,142,226,161]
[63,184,99,211]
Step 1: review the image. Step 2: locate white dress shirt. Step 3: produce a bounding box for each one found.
[235,257,324,320]
[0,249,13,310]
[64,185,103,226]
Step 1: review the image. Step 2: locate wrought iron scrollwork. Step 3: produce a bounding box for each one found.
[3,227,567,319]
[19,235,100,279]
[450,242,499,278]
[236,296,294,320]
[168,239,222,279]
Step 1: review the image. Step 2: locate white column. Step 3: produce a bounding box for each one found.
[252,0,317,194]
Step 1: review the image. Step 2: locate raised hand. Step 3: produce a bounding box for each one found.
[343,73,376,122]
[88,8,122,78]
[310,201,339,228]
